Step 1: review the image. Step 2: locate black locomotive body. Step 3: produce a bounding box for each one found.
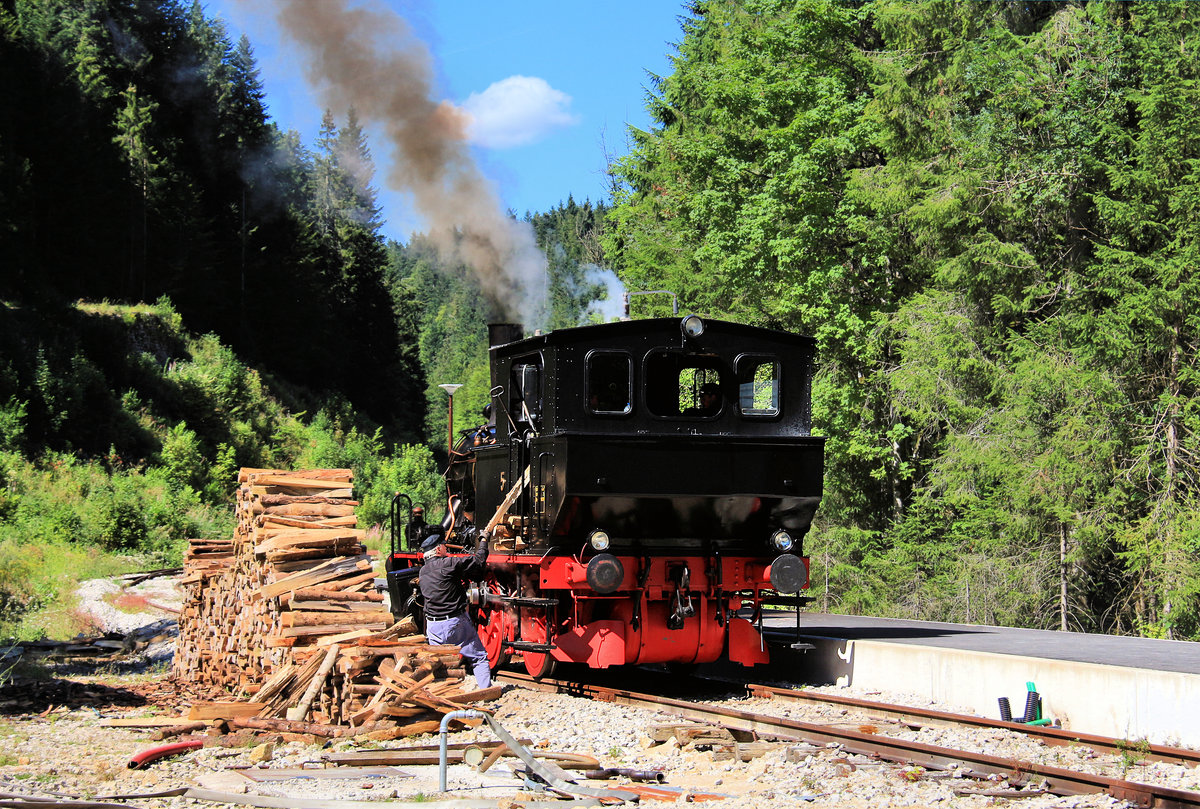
[387,316,824,677]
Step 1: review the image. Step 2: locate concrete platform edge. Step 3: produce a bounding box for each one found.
[777,635,1200,747]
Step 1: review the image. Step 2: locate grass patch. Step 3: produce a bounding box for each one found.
[0,539,145,641]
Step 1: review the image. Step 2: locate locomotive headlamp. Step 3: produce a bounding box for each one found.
[681,314,706,339]
[588,529,611,551]
[770,529,795,553]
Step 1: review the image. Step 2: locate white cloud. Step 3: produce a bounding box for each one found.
[459,75,579,149]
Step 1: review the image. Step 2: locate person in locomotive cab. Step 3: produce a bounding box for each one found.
[418,528,492,688]
[405,506,426,547]
[685,382,721,416]
[472,404,497,446]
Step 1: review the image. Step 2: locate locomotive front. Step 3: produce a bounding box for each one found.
[387,316,824,678]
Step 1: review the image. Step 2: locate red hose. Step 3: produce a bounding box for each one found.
[128,739,203,769]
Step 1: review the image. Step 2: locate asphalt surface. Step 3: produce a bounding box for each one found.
[762,612,1200,675]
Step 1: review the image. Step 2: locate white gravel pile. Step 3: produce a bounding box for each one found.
[74,576,182,635]
[73,576,181,667]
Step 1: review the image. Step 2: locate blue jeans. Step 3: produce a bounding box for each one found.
[426,612,492,687]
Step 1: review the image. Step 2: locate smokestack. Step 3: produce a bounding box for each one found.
[260,0,548,326]
[488,323,524,348]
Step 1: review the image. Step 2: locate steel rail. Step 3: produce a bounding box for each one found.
[498,672,1200,809]
[746,682,1200,769]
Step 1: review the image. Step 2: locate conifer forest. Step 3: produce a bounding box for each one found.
[2,1,1198,641]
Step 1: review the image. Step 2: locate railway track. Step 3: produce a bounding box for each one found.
[498,670,1200,808]
[747,682,1200,769]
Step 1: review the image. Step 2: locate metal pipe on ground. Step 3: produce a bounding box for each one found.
[439,710,486,792]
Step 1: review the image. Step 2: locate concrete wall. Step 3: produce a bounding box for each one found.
[785,635,1200,747]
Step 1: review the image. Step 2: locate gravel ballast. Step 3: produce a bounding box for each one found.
[0,577,1187,807]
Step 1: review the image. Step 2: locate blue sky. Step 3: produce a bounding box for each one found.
[204,0,688,244]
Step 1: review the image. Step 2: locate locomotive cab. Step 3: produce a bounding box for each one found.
[389,316,824,678]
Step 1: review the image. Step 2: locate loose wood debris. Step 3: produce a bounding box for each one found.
[170,467,494,742]
[649,722,773,762]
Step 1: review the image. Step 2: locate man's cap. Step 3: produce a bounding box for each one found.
[420,532,444,552]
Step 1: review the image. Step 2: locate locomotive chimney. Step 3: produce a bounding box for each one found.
[488,323,524,348]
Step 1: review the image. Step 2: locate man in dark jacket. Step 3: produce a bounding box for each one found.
[418,530,492,688]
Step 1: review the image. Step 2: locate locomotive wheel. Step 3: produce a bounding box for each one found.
[521,611,557,680]
[477,606,513,671]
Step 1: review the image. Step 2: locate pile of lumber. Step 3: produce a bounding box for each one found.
[174,468,495,738]
[175,468,377,689]
[169,624,500,740]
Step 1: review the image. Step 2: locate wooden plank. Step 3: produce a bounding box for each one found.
[258,499,358,512]
[286,645,340,722]
[284,588,383,603]
[287,600,384,613]
[260,515,359,529]
[445,686,504,704]
[255,526,365,544]
[250,474,354,489]
[265,545,366,564]
[99,717,200,727]
[275,622,388,638]
[485,466,530,532]
[281,610,394,627]
[240,468,352,483]
[317,628,377,647]
[188,702,264,720]
[256,555,370,599]
[252,486,354,498]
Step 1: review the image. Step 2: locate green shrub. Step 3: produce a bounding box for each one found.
[160,422,205,491]
[0,541,39,622]
[205,442,239,502]
[0,397,26,452]
[358,443,443,529]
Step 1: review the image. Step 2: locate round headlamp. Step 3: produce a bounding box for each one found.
[588,529,611,552]
[770,529,795,553]
[681,315,705,339]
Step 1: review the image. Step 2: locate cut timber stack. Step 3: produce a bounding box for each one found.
[175,468,378,689]
[176,468,495,737]
[175,620,500,739]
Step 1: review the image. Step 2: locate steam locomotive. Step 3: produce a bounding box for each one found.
[385,315,824,677]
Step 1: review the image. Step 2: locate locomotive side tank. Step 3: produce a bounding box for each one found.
[387,316,824,678]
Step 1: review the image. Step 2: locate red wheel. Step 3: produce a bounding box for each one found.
[477,606,513,671]
[521,611,557,680]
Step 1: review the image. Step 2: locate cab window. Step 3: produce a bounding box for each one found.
[645,351,724,418]
[510,356,542,425]
[587,351,632,415]
[737,356,780,417]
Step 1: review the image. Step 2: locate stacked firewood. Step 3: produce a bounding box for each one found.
[175,468,375,688]
[174,468,495,737]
